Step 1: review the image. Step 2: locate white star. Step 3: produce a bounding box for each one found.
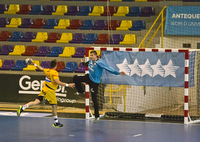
[116,58,131,76]
[151,59,165,77]
[128,59,142,76]
[162,60,179,78]
[139,59,153,77]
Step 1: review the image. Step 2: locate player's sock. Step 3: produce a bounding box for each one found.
[22,104,29,110]
[53,115,58,123]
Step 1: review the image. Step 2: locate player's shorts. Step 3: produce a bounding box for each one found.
[37,85,57,105]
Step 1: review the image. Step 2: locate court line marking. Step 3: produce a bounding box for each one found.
[133,134,142,137]
[69,135,75,137]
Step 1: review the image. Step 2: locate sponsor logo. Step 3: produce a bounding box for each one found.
[56,97,76,104]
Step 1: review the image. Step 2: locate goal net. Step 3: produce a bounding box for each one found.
[85,47,200,124]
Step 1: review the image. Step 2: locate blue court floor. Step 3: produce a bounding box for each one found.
[0,113,200,142]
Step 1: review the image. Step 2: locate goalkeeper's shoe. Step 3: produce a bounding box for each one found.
[94,117,99,123]
[17,106,23,117]
[53,122,63,128]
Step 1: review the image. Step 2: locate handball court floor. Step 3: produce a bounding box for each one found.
[0,111,200,142]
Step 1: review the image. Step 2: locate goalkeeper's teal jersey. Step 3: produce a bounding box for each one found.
[88,59,120,84]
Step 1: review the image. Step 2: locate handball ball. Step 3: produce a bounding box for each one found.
[25,58,33,65]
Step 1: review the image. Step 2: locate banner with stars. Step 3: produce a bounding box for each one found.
[101,51,192,87]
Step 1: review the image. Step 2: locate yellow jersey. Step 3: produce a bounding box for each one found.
[43,69,59,90]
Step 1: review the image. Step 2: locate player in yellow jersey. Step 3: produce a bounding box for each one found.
[17,59,75,128]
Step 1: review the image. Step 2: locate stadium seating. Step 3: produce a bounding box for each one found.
[7,31,23,42]
[56,33,72,43]
[135,0,147,1]
[36,61,50,71]
[0,31,11,41]
[67,19,83,29]
[59,47,75,57]
[16,5,32,14]
[54,19,70,29]
[20,32,36,42]
[89,6,104,16]
[47,47,63,57]
[6,18,22,28]
[94,34,109,44]
[110,0,122,1]
[23,60,40,71]
[52,5,67,15]
[0,45,13,55]
[123,0,134,1]
[69,33,85,43]
[101,6,116,16]
[18,18,34,28]
[21,46,38,56]
[79,20,94,30]
[129,20,145,31]
[40,5,56,15]
[139,7,155,17]
[116,20,132,30]
[71,47,85,58]
[32,32,48,42]
[107,34,123,44]
[28,5,43,15]
[30,19,46,29]
[56,61,65,72]
[64,6,79,15]
[0,4,8,14]
[61,62,77,72]
[42,19,58,29]
[82,34,97,44]
[0,18,9,27]
[183,0,195,1]
[0,59,2,67]
[34,46,50,56]
[4,4,20,14]
[74,63,85,73]
[104,20,120,30]
[92,20,107,30]
[11,60,27,71]
[44,33,61,43]
[77,6,92,16]
[120,34,136,45]
[0,60,15,70]
[113,6,129,16]
[9,45,25,56]
[126,7,141,17]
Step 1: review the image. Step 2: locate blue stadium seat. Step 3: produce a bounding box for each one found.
[129,20,145,31]
[61,62,77,72]
[7,32,23,42]
[126,7,141,17]
[42,19,58,29]
[76,6,92,16]
[82,34,97,44]
[79,20,94,30]
[46,47,63,57]
[11,60,27,71]
[28,5,43,15]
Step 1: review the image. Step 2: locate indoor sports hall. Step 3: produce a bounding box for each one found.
[0,0,200,141]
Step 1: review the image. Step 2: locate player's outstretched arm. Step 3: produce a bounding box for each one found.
[30,62,44,71]
[54,79,75,88]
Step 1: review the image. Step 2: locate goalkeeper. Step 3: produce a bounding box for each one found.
[17,59,75,128]
[73,51,125,123]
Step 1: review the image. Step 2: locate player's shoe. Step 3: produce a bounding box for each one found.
[74,92,85,95]
[94,117,99,123]
[17,106,23,117]
[53,122,63,128]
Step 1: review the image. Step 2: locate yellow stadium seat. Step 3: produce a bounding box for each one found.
[110,0,122,1]
[54,19,70,29]
[0,59,2,67]
[9,45,25,56]
[89,6,104,16]
[116,20,132,31]
[135,0,147,1]
[32,32,48,42]
[6,18,22,28]
[120,34,136,45]
[113,6,129,17]
[23,60,40,71]
[56,33,72,43]
[52,5,67,15]
[59,47,75,57]
[4,4,20,14]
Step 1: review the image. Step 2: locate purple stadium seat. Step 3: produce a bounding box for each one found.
[0,4,8,14]
[36,61,50,71]
[64,6,80,15]
[20,32,36,42]
[139,7,155,17]
[0,45,13,55]
[74,63,85,73]
[0,60,15,70]
[0,18,9,27]
[92,20,107,30]
[40,5,56,15]
[34,46,50,56]
[69,33,84,43]
[107,34,123,44]
[18,18,33,28]
[71,47,85,58]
